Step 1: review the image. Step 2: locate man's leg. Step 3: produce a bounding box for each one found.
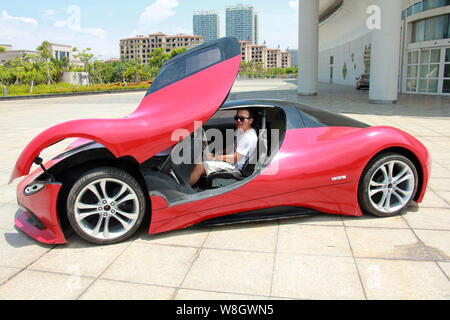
[190,163,206,186]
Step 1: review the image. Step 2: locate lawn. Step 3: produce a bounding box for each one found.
[1,81,152,96]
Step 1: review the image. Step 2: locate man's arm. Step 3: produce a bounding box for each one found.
[213,152,244,164]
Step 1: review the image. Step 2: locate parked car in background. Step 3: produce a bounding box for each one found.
[356,74,370,90]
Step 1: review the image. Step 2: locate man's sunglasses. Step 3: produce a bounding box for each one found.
[234,116,253,122]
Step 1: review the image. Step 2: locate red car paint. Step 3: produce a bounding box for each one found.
[148,126,430,234]
[10,37,430,245]
[10,55,241,183]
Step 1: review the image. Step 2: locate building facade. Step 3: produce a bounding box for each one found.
[0,47,38,65]
[400,0,450,95]
[0,43,81,66]
[226,4,259,44]
[312,0,450,98]
[267,49,282,69]
[240,41,291,69]
[281,51,292,69]
[120,33,204,64]
[193,11,220,43]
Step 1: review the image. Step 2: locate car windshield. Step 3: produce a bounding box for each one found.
[146,46,223,95]
[361,74,370,80]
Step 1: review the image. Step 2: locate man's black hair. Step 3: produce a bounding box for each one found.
[236,108,258,128]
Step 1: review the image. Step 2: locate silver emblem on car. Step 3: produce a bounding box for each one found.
[332,175,347,182]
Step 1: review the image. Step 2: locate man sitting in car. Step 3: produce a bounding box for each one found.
[190,108,258,186]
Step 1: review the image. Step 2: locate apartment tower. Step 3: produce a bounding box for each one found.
[226,4,259,45]
[193,11,220,43]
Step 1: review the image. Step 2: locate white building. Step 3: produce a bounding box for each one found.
[0,43,82,67]
[298,0,450,103]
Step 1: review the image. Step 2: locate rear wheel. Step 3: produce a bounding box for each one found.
[67,167,146,245]
[358,153,418,217]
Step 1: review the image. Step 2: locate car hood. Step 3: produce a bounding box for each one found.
[10,37,241,183]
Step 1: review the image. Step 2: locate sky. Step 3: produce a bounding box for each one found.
[0,0,299,60]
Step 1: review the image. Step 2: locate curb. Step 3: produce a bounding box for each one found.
[0,88,148,101]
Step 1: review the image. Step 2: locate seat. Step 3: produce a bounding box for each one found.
[205,110,269,189]
[204,152,256,188]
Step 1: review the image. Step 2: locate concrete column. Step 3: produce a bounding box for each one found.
[369,0,402,104]
[297,0,319,96]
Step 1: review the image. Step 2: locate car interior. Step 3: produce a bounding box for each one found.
[138,105,287,206]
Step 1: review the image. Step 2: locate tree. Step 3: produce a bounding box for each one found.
[0,65,11,93]
[37,41,54,85]
[73,47,94,83]
[51,56,70,82]
[148,48,169,69]
[22,53,41,93]
[0,47,6,53]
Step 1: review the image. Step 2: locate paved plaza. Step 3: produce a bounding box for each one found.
[0,79,449,300]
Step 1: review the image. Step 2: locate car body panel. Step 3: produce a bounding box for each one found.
[147,125,430,234]
[12,105,430,244]
[10,40,241,183]
[10,36,430,245]
[16,180,66,244]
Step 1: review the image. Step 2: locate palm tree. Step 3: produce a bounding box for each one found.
[37,41,53,85]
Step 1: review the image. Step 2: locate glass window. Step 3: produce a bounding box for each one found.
[430,49,441,63]
[443,79,450,92]
[412,1,424,14]
[445,64,450,77]
[413,20,426,42]
[428,79,439,92]
[147,46,223,94]
[424,0,449,10]
[412,14,450,42]
[413,51,419,64]
[425,15,449,40]
[420,64,429,78]
[421,50,430,64]
[408,51,419,64]
[407,79,418,91]
[407,6,413,17]
[419,79,428,92]
[408,65,418,78]
[429,64,440,77]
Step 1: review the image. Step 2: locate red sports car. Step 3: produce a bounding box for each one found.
[10,38,430,245]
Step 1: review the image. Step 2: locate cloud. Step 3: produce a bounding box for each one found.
[138,0,179,28]
[0,11,39,44]
[0,10,38,25]
[289,0,299,11]
[42,9,56,19]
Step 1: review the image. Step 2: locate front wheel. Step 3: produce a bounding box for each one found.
[358,153,418,217]
[66,167,146,245]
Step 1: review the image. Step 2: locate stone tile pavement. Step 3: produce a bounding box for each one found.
[0,79,449,300]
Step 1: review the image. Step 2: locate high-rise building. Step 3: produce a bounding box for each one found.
[193,11,220,43]
[226,4,259,45]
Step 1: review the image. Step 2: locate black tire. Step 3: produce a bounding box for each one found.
[66,167,146,245]
[358,153,418,217]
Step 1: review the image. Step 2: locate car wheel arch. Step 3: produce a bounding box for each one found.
[358,146,424,203]
[54,152,152,239]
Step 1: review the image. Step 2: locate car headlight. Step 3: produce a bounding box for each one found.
[24,182,46,196]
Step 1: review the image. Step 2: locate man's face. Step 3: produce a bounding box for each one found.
[235,109,253,132]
